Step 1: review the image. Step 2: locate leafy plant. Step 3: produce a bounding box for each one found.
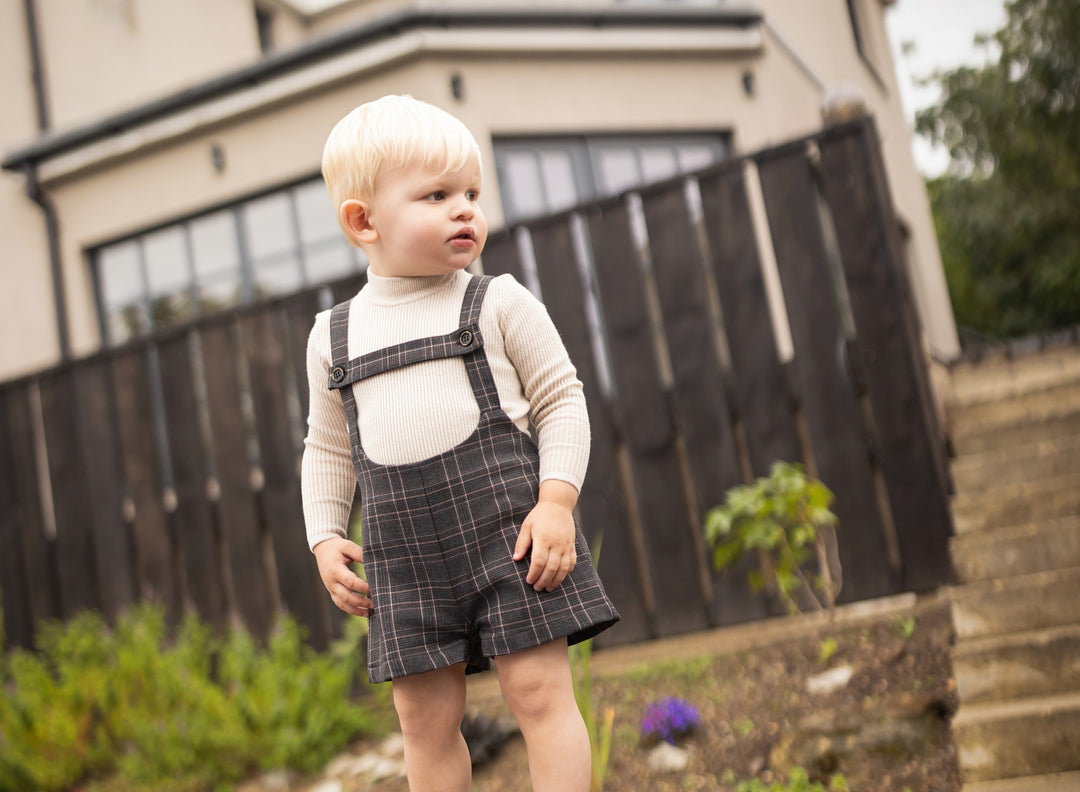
[705,462,841,616]
[895,616,917,640]
[732,717,755,738]
[570,637,615,792]
[0,605,379,792]
[569,533,614,791]
[818,636,839,665]
[736,766,848,792]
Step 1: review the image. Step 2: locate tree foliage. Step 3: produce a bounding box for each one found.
[915,0,1080,339]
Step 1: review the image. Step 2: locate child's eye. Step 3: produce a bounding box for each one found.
[426,191,446,201]
[466,189,480,201]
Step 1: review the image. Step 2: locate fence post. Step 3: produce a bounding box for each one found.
[816,118,955,591]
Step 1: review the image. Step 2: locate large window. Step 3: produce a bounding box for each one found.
[93,177,364,344]
[494,133,731,225]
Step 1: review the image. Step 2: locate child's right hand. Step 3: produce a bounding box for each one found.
[313,537,373,618]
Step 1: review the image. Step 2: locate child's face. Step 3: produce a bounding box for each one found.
[361,151,487,278]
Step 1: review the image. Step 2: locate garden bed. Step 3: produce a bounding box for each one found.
[289,596,961,792]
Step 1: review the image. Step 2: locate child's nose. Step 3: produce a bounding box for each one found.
[451,197,474,219]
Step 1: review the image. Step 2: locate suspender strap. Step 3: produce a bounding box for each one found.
[326,274,501,434]
[327,275,492,390]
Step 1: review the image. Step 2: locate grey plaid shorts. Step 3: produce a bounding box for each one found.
[329,274,619,683]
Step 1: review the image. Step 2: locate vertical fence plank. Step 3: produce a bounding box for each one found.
[75,358,136,621]
[0,385,37,649]
[817,120,954,590]
[283,290,324,434]
[480,231,525,283]
[586,204,711,636]
[157,334,228,630]
[330,272,367,305]
[3,383,58,635]
[113,347,181,622]
[526,218,653,645]
[756,146,900,603]
[282,290,347,641]
[642,183,757,625]
[699,166,803,475]
[242,309,328,648]
[199,322,274,640]
[38,368,99,618]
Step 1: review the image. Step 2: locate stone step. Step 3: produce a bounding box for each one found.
[951,567,1080,641]
[949,345,1080,409]
[953,624,1080,705]
[950,516,1080,582]
[963,770,1080,792]
[951,471,1080,534]
[949,381,1080,443]
[950,380,1080,447]
[951,434,1080,493]
[953,690,1080,782]
[952,411,1080,456]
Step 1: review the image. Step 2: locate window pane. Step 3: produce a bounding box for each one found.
[305,243,355,285]
[106,304,148,345]
[243,193,296,260]
[294,180,340,246]
[539,150,578,212]
[503,151,546,219]
[98,241,143,308]
[596,148,640,195]
[190,210,240,280]
[677,144,720,172]
[199,273,241,311]
[143,227,190,298]
[254,259,302,298]
[640,147,679,183]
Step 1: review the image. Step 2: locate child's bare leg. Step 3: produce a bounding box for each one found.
[496,639,590,792]
[392,664,470,792]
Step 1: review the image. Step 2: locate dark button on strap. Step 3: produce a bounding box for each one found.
[458,330,473,347]
[330,366,346,383]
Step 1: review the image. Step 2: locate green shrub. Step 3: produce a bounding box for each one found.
[0,605,378,792]
[705,462,840,616]
[736,766,848,792]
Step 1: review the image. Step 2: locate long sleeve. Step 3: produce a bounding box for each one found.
[493,275,590,491]
[301,313,357,550]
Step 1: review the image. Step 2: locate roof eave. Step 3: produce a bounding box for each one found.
[2,5,762,171]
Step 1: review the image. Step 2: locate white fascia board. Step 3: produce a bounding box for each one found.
[38,25,762,184]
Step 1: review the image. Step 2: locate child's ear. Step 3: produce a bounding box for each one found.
[339,199,378,246]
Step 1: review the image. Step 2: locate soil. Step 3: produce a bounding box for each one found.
[266,597,962,792]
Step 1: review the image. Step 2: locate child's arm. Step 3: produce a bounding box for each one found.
[496,275,591,591]
[301,312,372,616]
[514,478,580,592]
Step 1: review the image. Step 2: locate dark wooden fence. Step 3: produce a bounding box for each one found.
[0,118,953,652]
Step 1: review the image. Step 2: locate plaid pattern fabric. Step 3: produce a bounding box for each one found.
[329,274,619,683]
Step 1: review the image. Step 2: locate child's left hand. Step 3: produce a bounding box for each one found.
[513,480,579,592]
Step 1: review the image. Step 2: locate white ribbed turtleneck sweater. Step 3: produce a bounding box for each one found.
[301,269,590,551]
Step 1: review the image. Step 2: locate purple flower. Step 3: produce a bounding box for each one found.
[641,697,700,745]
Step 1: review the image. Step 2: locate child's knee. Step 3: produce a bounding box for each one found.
[500,668,574,725]
[392,672,466,740]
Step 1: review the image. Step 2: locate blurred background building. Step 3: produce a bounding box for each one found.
[0,0,958,381]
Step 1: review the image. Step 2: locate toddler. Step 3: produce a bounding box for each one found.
[302,94,618,792]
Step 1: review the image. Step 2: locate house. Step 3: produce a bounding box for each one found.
[0,0,959,382]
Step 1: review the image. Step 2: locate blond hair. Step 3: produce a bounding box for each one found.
[322,95,481,241]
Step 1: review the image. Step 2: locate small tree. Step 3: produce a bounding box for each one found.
[705,462,841,616]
